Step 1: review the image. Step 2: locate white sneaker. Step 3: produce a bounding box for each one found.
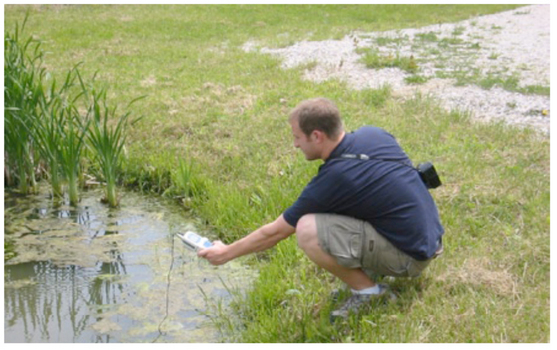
[330,284,396,322]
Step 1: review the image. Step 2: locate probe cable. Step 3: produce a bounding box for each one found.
[152,233,176,343]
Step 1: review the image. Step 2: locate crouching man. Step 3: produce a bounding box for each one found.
[198,98,444,320]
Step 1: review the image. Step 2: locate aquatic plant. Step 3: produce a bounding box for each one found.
[57,100,90,206]
[83,83,143,207]
[4,16,43,194]
[32,99,63,198]
[5,16,143,207]
[33,68,82,198]
[4,15,86,202]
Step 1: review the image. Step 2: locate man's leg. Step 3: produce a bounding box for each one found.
[295,214,376,291]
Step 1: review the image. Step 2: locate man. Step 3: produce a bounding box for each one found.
[198,97,444,320]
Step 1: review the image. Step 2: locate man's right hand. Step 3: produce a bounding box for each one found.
[197,240,231,266]
[197,214,295,266]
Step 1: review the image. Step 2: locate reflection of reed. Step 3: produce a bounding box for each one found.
[88,259,128,343]
[4,186,231,343]
[54,206,92,226]
[4,257,128,342]
[90,257,128,306]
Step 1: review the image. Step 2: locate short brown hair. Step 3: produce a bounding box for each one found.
[289,98,343,139]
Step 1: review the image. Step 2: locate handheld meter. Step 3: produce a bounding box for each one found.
[176,231,213,252]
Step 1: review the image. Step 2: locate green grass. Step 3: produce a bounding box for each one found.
[450,70,551,96]
[415,31,439,42]
[208,96,549,343]
[405,74,430,85]
[4,4,548,343]
[357,47,418,73]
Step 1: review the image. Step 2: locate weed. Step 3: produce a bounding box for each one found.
[374,35,407,46]
[520,85,550,96]
[469,42,481,49]
[357,48,418,73]
[405,74,430,85]
[452,26,466,36]
[438,36,464,47]
[171,157,208,207]
[299,60,319,72]
[478,74,519,91]
[415,31,438,42]
[488,52,499,60]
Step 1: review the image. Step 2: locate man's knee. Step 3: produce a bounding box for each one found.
[295,214,317,249]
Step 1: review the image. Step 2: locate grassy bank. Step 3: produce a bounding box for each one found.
[4,4,549,343]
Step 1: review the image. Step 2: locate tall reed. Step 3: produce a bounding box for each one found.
[5,16,141,206]
[83,82,143,207]
[56,99,90,206]
[33,68,81,198]
[4,16,43,194]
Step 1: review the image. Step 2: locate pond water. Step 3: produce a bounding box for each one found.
[4,185,255,343]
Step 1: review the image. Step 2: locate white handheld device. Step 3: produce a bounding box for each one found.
[176,231,213,251]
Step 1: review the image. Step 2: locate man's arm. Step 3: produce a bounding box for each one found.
[197,214,295,265]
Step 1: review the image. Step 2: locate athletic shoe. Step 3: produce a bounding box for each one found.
[330,284,396,322]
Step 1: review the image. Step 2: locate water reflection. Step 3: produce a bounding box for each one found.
[5,261,126,342]
[4,186,254,343]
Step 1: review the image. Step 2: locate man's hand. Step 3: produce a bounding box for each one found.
[197,241,230,266]
[196,215,295,266]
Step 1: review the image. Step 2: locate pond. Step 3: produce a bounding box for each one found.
[4,185,255,343]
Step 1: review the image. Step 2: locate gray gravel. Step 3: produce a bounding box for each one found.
[243,5,550,135]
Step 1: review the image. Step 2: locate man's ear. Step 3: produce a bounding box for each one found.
[311,130,325,143]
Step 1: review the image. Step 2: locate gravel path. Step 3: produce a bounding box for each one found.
[243,5,550,135]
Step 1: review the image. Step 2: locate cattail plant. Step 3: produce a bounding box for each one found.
[56,101,90,206]
[5,16,142,207]
[5,17,89,204]
[33,68,81,198]
[82,81,143,207]
[4,17,44,194]
[32,98,64,198]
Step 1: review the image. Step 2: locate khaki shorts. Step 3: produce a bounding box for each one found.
[315,213,432,278]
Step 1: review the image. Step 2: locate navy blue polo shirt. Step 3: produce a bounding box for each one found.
[283,126,444,261]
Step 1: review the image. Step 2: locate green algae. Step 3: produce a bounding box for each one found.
[4,184,256,342]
